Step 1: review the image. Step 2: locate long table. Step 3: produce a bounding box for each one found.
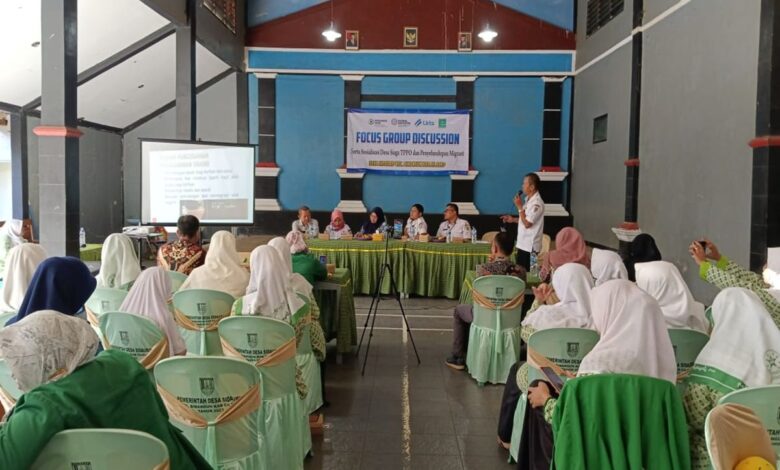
[313,268,357,356]
[307,239,492,299]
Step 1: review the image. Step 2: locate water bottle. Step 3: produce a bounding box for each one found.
[530,251,539,278]
[471,226,477,244]
[79,227,86,247]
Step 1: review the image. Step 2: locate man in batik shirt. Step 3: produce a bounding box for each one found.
[157,215,205,275]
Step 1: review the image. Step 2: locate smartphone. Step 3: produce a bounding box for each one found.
[540,366,565,394]
[698,240,708,251]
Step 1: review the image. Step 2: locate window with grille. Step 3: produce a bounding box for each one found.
[586,0,624,36]
[593,114,608,143]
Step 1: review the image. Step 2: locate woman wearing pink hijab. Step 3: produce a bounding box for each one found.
[539,227,590,281]
[324,209,352,239]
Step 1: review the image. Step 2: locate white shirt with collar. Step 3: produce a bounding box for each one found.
[516,191,545,252]
[406,217,428,236]
[436,218,471,239]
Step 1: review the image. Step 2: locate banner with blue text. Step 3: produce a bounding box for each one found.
[346,109,469,175]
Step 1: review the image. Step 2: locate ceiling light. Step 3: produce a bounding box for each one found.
[478,26,498,42]
[322,22,341,42]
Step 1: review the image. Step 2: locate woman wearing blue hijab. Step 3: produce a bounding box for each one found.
[5,257,96,326]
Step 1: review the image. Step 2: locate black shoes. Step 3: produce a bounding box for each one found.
[445,355,466,371]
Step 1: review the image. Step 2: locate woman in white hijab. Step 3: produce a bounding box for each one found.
[590,248,628,286]
[119,267,186,356]
[683,288,780,469]
[0,220,27,278]
[95,233,141,289]
[1,244,47,313]
[232,245,304,321]
[179,231,248,298]
[522,263,595,335]
[635,260,709,333]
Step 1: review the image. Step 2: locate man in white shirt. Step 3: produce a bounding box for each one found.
[436,203,472,240]
[291,205,320,236]
[501,173,544,269]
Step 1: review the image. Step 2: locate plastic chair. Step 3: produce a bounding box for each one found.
[719,385,780,456]
[0,312,15,328]
[465,275,526,385]
[667,329,709,385]
[171,289,234,356]
[220,316,310,469]
[704,403,778,470]
[167,270,188,293]
[481,231,498,243]
[292,298,324,415]
[0,358,22,414]
[99,311,169,371]
[541,234,552,254]
[154,356,264,469]
[508,328,600,463]
[84,287,129,326]
[31,428,169,470]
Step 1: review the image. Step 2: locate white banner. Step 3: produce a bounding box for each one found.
[346,109,470,175]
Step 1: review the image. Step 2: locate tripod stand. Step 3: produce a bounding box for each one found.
[356,228,421,376]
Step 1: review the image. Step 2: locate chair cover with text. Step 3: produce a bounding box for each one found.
[668,328,709,388]
[292,296,323,414]
[719,385,780,457]
[509,328,600,463]
[84,287,128,340]
[466,275,526,385]
[31,428,169,470]
[552,374,691,470]
[219,316,310,470]
[705,403,777,470]
[172,289,234,356]
[154,356,264,469]
[99,311,169,372]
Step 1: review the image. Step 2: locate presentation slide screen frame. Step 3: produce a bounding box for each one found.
[140,138,257,226]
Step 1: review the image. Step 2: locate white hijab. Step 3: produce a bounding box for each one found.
[590,248,628,286]
[0,310,99,392]
[96,233,141,288]
[522,263,594,330]
[578,279,678,384]
[180,231,248,298]
[119,267,186,356]
[1,244,48,313]
[268,237,314,296]
[242,245,305,321]
[765,247,780,302]
[0,220,26,246]
[694,288,780,387]
[635,261,709,333]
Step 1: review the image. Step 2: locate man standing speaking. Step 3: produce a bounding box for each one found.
[501,173,544,269]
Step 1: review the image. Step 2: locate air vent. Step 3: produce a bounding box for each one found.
[586,0,624,37]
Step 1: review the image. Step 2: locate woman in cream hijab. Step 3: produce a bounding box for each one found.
[1,244,47,313]
[0,220,28,278]
[590,248,628,286]
[95,233,141,289]
[180,231,248,298]
[232,245,304,320]
[635,260,709,333]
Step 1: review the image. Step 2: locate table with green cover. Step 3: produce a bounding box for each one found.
[79,243,102,261]
[307,239,492,299]
[313,268,357,355]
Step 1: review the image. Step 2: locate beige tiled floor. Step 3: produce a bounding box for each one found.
[306,296,512,470]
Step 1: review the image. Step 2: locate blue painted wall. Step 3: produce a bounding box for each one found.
[248,73,258,146]
[472,77,544,214]
[560,78,572,171]
[275,75,344,211]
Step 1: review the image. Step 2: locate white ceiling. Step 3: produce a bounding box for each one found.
[0,0,231,128]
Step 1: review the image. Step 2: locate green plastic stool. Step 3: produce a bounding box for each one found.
[31,428,169,470]
[172,289,234,356]
[99,311,168,371]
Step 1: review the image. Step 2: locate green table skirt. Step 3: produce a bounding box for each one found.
[313,268,357,354]
[80,243,102,261]
[307,239,492,299]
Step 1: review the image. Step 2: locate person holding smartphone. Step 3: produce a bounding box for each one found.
[500,173,545,270]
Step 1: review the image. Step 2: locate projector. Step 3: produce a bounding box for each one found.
[122,226,154,235]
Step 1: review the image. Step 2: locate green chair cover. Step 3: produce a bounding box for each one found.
[465,275,526,385]
[552,374,691,470]
[219,316,310,469]
[154,356,264,469]
[84,287,129,348]
[292,298,323,415]
[719,385,780,455]
[167,271,188,293]
[667,329,709,390]
[0,312,15,328]
[509,328,600,462]
[99,311,169,371]
[0,358,22,413]
[172,289,234,356]
[31,428,169,470]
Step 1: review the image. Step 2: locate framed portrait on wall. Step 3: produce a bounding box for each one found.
[458,32,472,51]
[346,30,359,50]
[404,26,418,48]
